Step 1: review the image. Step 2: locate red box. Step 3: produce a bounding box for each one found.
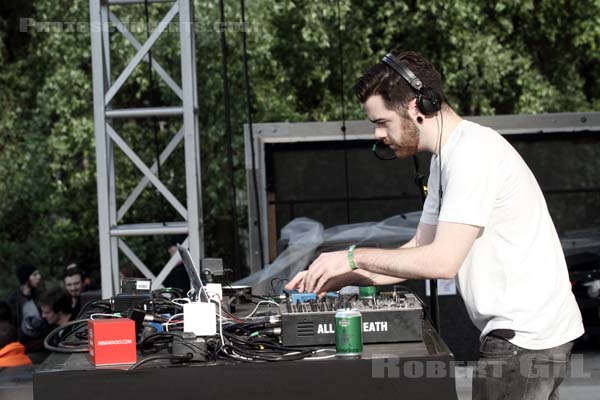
[88,318,137,366]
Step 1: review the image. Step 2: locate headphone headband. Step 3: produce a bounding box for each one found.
[381,53,423,92]
[380,52,441,116]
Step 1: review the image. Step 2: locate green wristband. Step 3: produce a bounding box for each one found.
[348,244,358,271]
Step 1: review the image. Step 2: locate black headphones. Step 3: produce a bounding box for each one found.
[381,53,442,116]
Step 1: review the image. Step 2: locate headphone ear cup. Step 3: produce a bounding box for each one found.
[417,88,442,115]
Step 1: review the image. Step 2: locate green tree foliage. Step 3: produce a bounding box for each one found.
[1,0,599,295]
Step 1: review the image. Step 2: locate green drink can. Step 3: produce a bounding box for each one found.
[359,286,378,298]
[335,309,363,357]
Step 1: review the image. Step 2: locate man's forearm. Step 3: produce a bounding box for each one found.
[351,221,478,281]
[352,269,406,286]
[353,245,450,280]
[349,236,417,285]
[399,237,416,249]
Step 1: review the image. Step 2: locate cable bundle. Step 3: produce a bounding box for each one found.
[43,283,339,366]
[218,332,316,362]
[130,331,210,370]
[43,319,90,353]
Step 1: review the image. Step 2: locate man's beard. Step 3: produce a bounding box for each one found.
[392,117,419,158]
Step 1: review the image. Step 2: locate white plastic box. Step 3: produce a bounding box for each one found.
[183,302,217,336]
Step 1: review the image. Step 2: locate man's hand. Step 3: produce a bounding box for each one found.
[286,271,309,292]
[285,250,356,295]
[285,268,359,297]
[285,250,353,295]
[286,267,405,297]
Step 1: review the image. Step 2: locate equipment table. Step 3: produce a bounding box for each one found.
[34,321,458,400]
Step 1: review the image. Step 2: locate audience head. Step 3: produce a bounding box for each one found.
[39,288,72,326]
[16,263,41,289]
[63,267,83,299]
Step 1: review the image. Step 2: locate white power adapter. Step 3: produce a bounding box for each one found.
[183,301,217,336]
[205,283,223,301]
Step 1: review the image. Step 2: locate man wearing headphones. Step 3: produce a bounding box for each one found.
[286,50,583,400]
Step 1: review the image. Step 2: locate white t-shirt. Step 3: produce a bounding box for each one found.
[421,119,584,350]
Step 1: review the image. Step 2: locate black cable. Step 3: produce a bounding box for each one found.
[269,277,289,294]
[336,0,346,125]
[138,332,209,361]
[224,340,317,362]
[412,156,427,203]
[44,319,90,353]
[74,330,88,341]
[59,321,89,341]
[224,332,297,352]
[223,322,269,335]
[438,112,444,211]
[153,287,186,299]
[429,111,445,334]
[219,0,242,279]
[336,0,351,224]
[371,141,397,161]
[220,332,315,362]
[270,277,279,295]
[240,0,265,270]
[139,332,178,353]
[76,299,111,319]
[153,295,184,313]
[172,339,209,355]
[129,354,192,370]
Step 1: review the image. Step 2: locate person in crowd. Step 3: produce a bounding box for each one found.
[63,267,83,317]
[0,301,31,367]
[38,288,72,329]
[5,263,46,350]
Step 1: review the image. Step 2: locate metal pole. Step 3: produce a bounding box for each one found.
[218,0,242,279]
[179,0,204,270]
[90,0,115,298]
[240,0,265,271]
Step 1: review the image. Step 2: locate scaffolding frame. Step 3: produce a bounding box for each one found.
[90,0,203,298]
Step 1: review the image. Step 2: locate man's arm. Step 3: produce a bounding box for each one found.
[285,221,440,292]
[409,221,437,248]
[351,269,404,286]
[327,221,439,287]
[302,221,481,294]
[354,221,479,280]
[358,221,437,284]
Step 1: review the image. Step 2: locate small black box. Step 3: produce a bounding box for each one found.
[111,293,153,314]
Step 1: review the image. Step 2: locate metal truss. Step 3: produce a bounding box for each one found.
[90,0,203,298]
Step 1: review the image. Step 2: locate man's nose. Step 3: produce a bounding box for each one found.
[374,126,387,139]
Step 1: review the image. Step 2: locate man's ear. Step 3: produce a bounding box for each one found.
[407,99,422,122]
[407,98,420,120]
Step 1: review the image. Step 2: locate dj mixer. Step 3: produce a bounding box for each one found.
[279,291,424,346]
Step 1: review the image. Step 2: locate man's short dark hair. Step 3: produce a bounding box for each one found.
[63,267,83,281]
[353,50,448,112]
[39,288,72,315]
